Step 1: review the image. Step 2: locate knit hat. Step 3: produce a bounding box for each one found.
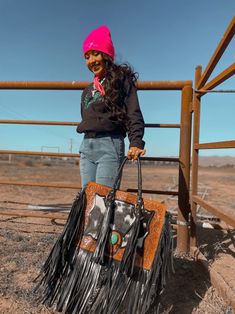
[83,26,115,60]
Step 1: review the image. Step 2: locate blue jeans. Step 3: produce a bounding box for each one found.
[79,134,125,188]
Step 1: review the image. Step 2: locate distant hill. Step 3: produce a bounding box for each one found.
[199,156,235,167]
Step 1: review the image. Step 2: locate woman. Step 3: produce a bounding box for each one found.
[77,25,146,188]
[35,26,150,314]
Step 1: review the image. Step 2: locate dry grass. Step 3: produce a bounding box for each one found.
[0,158,234,313]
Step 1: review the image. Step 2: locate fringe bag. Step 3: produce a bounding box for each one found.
[36,157,173,314]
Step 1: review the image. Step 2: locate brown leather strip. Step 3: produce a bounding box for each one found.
[79,182,167,271]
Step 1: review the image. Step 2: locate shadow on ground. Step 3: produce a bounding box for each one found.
[158,256,210,313]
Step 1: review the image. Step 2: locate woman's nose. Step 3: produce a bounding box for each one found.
[88,55,96,65]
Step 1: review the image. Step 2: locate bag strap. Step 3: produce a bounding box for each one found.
[110,157,143,204]
[111,157,144,276]
[94,157,144,267]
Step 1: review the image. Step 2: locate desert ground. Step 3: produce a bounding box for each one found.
[0,155,234,314]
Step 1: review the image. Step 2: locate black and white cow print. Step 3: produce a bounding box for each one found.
[84,194,154,250]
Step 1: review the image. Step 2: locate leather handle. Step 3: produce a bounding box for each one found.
[109,157,143,204]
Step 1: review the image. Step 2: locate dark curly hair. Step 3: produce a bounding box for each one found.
[101,53,138,122]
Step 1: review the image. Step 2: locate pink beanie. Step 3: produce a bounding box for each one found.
[83,26,115,60]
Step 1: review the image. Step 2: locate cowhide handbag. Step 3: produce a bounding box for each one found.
[36,157,173,314]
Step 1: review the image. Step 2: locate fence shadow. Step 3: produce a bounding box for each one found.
[158,255,210,314]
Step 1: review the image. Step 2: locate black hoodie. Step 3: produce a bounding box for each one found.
[76,83,145,149]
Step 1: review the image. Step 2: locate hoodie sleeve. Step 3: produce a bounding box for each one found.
[125,84,145,149]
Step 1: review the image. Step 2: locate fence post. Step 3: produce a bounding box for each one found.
[190,66,202,248]
[177,84,193,253]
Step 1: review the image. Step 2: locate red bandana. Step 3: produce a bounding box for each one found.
[93,76,105,96]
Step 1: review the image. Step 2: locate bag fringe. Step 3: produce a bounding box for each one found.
[35,196,173,314]
[35,190,86,306]
[92,190,115,264]
[119,200,143,276]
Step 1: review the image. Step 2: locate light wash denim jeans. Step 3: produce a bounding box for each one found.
[79,133,125,188]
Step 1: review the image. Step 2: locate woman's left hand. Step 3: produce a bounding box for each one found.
[127,146,146,160]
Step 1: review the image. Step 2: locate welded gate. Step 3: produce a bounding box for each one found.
[0,80,192,253]
[190,16,235,246]
[0,17,234,255]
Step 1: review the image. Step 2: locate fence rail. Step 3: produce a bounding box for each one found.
[197,17,235,90]
[194,140,235,150]
[0,120,181,128]
[1,18,234,253]
[192,195,235,228]
[0,80,192,90]
[0,79,192,253]
[191,17,235,246]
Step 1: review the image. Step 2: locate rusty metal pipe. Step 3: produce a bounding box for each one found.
[195,140,235,149]
[143,123,181,128]
[0,81,89,90]
[0,180,80,189]
[198,63,235,95]
[190,66,202,247]
[0,120,79,126]
[197,17,235,89]
[177,84,193,253]
[192,195,235,228]
[0,80,192,90]
[0,150,80,157]
[0,150,179,163]
[136,81,192,90]
[0,209,68,221]
[0,180,178,196]
[0,120,180,129]
[194,89,235,93]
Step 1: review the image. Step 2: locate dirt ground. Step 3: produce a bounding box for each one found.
[0,157,234,314]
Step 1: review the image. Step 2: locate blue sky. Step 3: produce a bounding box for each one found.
[0,0,234,157]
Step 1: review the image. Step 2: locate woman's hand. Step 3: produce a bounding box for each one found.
[127,146,146,160]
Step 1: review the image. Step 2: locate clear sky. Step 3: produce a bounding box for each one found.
[0,0,234,157]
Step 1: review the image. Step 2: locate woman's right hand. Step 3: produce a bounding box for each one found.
[127,147,146,160]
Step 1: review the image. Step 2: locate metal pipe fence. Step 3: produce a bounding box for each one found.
[0,80,193,253]
[191,17,235,248]
[1,18,234,252]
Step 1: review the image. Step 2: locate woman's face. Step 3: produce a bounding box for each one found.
[85,50,106,77]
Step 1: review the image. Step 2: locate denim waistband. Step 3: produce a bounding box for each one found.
[84,131,120,139]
